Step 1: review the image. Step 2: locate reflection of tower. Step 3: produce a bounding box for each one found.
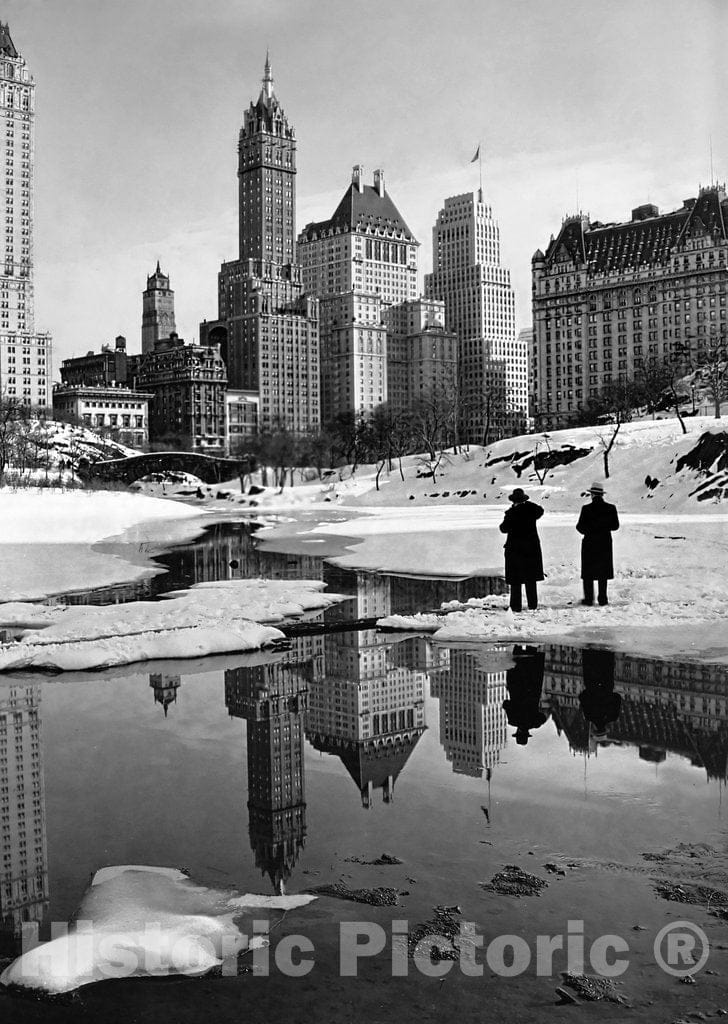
[0,684,49,955]
[544,643,728,778]
[225,651,311,893]
[149,674,181,716]
[306,573,427,808]
[431,647,510,777]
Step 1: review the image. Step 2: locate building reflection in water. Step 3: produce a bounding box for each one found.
[149,674,181,716]
[224,635,324,894]
[0,684,49,956]
[545,644,728,779]
[431,646,509,777]
[306,572,428,809]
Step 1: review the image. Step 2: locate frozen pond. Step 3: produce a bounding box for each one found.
[1,519,727,1019]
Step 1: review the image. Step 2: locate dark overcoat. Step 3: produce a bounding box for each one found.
[499,500,544,584]
[579,649,622,730]
[503,648,548,732]
[576,498,619,580]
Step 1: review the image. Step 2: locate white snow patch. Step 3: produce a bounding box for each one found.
[0,865,316,995]
[0,488,200,545]
[0,579,341,672]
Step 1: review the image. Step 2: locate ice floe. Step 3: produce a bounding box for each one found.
[0,865,317,994]
[0,579,342,672]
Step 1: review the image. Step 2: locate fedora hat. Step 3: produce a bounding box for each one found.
[508,487,529,503]
[588,481,605,495]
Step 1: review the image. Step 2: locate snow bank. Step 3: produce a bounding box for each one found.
[0,579,341,672]
[343,416,728,515]
[0,488,200,544]
[0,866,316,995]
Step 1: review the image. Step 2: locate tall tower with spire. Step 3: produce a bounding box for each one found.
[141,262,176,354]
[216,57,320,432]
[0,23,52,409]
[237,53,297,265]
[225,658,309,895]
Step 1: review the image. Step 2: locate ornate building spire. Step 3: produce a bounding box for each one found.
[261,51,274,104]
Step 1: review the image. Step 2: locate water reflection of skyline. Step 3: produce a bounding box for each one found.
[37,522,728,899]
[139,540,728,894]
[0,684,49,956]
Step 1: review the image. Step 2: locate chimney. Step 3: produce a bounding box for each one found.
[631,203,659,222]
[373,168,385,197]
[352,165,363,192]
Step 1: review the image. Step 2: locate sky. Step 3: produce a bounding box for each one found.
[5,0,727,369]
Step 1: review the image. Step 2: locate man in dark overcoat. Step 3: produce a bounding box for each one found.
[499,487,545,612]
[502,645,548,745]
[576,481,620,606]
[579,648,622,739]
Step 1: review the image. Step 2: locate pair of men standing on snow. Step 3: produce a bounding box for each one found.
[499,482,620,612]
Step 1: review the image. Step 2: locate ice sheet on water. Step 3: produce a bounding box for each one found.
[0,865,316,995]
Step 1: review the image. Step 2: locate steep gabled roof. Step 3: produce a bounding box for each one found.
[544,187,728,275]
[0,22,18,58]
[300,183,418,244]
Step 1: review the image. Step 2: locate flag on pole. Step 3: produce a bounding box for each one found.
[471,145,480,163]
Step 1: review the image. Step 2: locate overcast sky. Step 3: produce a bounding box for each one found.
[6,0,727,367]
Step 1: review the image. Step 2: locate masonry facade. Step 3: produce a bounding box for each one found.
[141,263,176,355]
[60,334,129,387]
[52,383,151,448]
[299,166,456,423]
[531,185,728,428]
[0,24,52,409]
[425,190,525,443]
[129,334,227,452]
[216,58,319,434]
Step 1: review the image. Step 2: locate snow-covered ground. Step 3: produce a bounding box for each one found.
[0,579,340,671]
[0,488,206,601]
[2,416,728,667]
[255,418,728,658]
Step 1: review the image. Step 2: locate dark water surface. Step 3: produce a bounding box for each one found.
[1,520,727,1019]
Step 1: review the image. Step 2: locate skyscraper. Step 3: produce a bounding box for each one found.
[298,166,419,306]
[430,647,509,777]
[425,190,526,443]
[225,657,309,894]
[0,23,52,408]
[305,573,427,809]
[141,263,176,354]
[298,166,456,423]
[216,57,320,433]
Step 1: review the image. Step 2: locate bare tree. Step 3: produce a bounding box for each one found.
[699,329,728,419]
[634,353,691,433]
[359,404,414,491]
[480,361,509,446]
[592,377,640,478]
[0,393,28,482]
[326,411,367,475]
[531,433,553,485]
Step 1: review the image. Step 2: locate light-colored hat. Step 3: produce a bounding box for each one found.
[588,481,605,495]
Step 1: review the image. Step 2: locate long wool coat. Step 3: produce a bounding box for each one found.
[576,497,619,580]
[499,500,545,584]
[502,648,547,731]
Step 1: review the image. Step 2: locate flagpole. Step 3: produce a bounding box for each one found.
[479,146,483,198]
